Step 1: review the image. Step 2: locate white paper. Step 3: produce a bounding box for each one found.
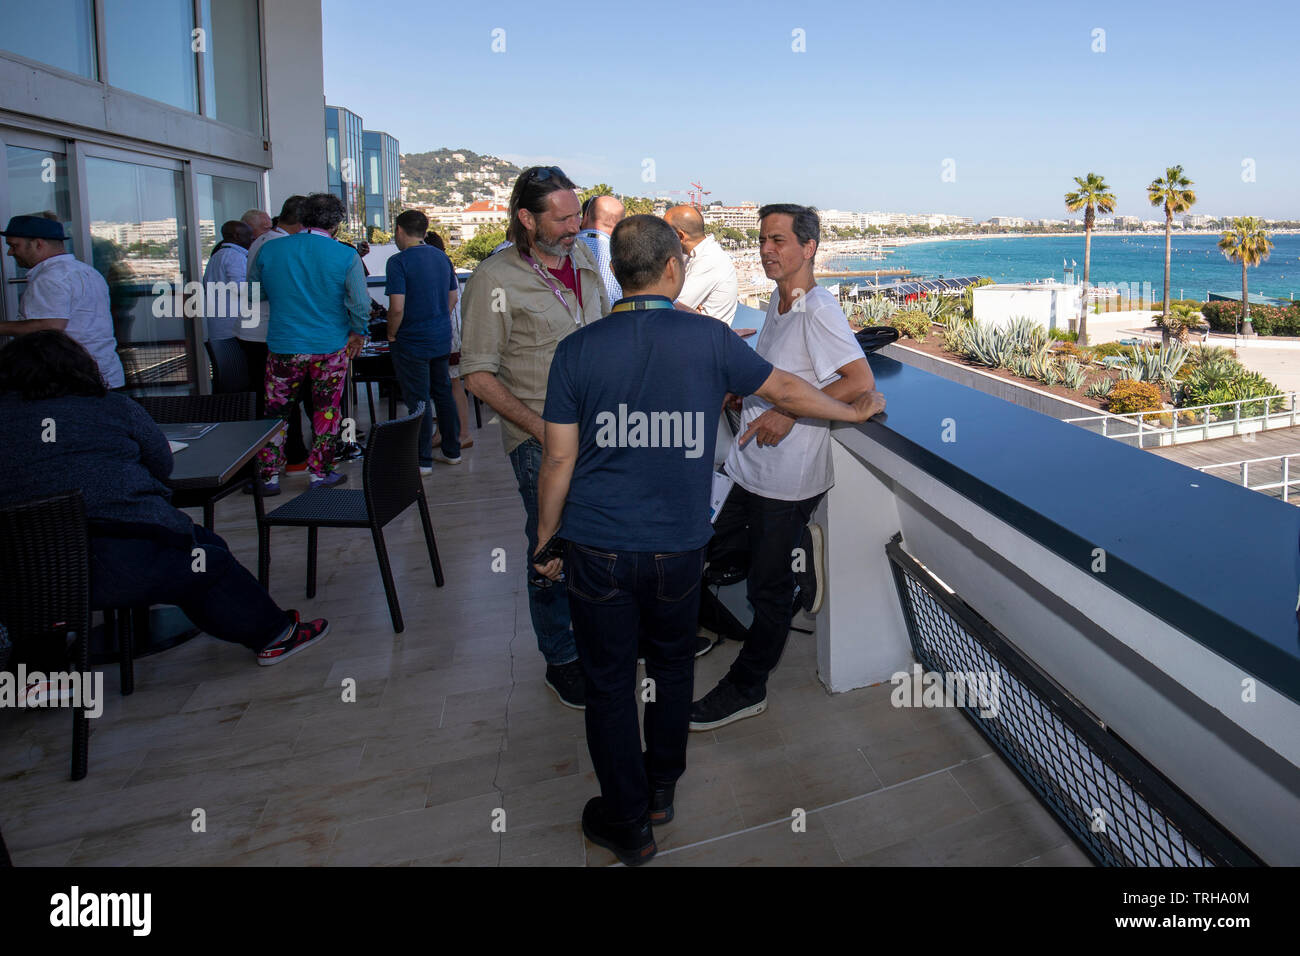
[709,470,734,524]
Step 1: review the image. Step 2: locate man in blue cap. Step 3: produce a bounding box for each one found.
[2,215,124,389]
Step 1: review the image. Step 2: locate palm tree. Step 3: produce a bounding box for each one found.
[1218,216,1274,336]
[1064,173,1116,347]
[1147,166,1196,345]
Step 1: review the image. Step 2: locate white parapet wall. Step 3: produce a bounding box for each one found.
[820,422,1300,863]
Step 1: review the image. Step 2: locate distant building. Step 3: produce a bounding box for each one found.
[362,130,400,234]
[1116,215,1142,229]
[703,202,760,232]
[456,200,509,243]
[987,217,1027,228]
[1185,214,1216,228]
[326,105,365,234]
[973,282,1082,334]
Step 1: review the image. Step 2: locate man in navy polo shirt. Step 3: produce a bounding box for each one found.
[386,209,461,471]
[533,215,886,864]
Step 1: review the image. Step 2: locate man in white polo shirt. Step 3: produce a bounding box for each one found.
[2,215,125,388]
[690,203,882,731]
[664,204,739,326]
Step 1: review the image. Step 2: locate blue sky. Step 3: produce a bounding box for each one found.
[322,0,1300,220]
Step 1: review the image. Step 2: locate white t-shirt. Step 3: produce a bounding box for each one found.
[679,235,739,326]
[238,227,288,343]
[17,253,125,388]
[724,286,864,502]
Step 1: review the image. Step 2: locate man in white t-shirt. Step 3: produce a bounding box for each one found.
[690,204,883,731]
[664,205,739,326]
[2,215,125,388]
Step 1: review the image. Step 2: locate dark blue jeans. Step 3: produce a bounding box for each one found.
[89,523,292,653]
[508,438,577,666]
[566,541,706,825]
[391,344,460,463]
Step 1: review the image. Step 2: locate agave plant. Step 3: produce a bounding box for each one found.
[917,294,955,323]
[861,296,899,325]
[1041,361,1063,387]
[1060,359,1086,390]
[961,322,1003,367]
[1085,376,1115,399]
[1003,316,1050,355]
[1027,345,1055,381]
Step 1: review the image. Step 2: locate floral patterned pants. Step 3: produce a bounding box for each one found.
[259,349,349,481]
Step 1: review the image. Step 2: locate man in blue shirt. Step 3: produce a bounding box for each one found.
[386,209,461,470]
[577,194,624,305]
[534,215,886,864]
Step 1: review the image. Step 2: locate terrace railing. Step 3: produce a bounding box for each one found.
[1064,392,1298,448]
[1198,453,1300,503]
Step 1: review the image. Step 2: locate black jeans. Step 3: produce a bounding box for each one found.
[700,484,824,695]
[89,523,292,654]
[566,540,706,825]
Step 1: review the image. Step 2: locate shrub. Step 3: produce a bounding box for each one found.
[1052,341,1083,360]
[1085,376,1114,399]
[1107,380,1163,415]
[1050,328,1079,342]
[1201,301,1300,336]
[889,309,932,342]
[1088,342,1129,358]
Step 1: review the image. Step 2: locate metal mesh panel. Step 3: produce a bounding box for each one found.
[886,535,1259,867]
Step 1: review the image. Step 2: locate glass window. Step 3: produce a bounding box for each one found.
[196,173,258,271]
[85,156,191,394]
[0,0,97,78]
[4,146,75,280]
[199,0,263,134]
[104,0,198,112]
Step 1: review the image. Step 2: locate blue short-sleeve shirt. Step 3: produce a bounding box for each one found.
[385,244,457,357]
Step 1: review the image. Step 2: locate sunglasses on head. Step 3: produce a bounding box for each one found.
[528,166,566,182]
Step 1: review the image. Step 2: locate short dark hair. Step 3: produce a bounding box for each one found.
[278,195,306,227]
[507,166,577,257]
[425,230,446,250]
[0,330,108,400]
[300,192,345,232]
[611,215,682,293]
[758,203,820,255]
[395,209,428,237]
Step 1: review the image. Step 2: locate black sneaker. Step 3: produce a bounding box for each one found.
[649,784,675,825]
[582,797,656,866]
[689,679,767,731]
[704,563,747,587]
[545,660,586,710]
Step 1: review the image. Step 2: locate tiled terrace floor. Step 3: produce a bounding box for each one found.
[0,408,1088,866]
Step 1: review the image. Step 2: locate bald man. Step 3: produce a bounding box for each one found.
[577,194,625,304]
[241,208,272,242]
[664,205,739,327]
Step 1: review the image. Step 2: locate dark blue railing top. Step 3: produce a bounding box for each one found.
[847,353,1300,704]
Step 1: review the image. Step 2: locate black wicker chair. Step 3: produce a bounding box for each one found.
[205,337,253,395]
[256,404,444,632]
[0,492,95,780]
[135,392,259,530]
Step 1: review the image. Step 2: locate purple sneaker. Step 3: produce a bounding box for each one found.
[309,471,348,489]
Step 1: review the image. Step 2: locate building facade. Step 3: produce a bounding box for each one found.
[362,130,400,235]
[0,0,327,395]
[325,104,364,237]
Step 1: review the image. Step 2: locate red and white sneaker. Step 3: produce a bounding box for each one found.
[257,611,330,666]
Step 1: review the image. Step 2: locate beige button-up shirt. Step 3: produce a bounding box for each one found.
[460,241,610,454]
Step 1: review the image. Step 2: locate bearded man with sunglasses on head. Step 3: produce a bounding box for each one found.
[460,166,610,710]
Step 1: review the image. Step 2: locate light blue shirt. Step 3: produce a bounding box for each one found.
[201,243,248,341]
[577,229,621,305]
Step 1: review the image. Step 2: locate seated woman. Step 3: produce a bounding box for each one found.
[0,330,327,666]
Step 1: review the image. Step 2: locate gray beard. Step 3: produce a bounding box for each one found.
[534,235,569,259]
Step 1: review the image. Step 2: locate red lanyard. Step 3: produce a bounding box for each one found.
[521,252,583,324]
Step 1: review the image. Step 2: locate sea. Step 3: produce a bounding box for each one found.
[817,234,1300,303]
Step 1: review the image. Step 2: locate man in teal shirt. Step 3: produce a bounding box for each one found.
[247,193,369,490]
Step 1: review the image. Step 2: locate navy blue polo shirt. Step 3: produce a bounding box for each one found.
[385,244,458,357]
[543,294,773,551]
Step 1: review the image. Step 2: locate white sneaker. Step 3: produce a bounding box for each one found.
[419,466,433,476]
[431,450,462,465]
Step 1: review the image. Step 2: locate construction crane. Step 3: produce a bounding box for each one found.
[689,181,711,209]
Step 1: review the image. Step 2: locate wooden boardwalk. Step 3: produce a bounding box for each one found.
[1150,426,1300,502]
